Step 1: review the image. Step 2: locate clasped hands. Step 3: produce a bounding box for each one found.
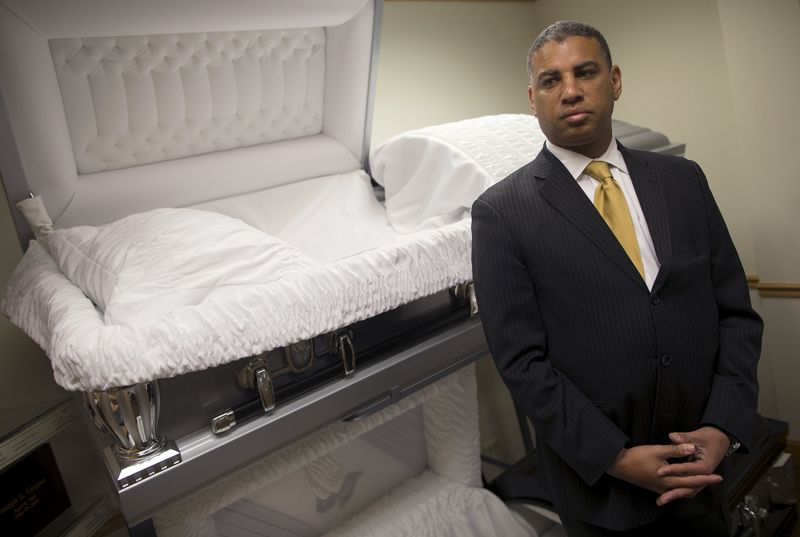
[607,426,730,506]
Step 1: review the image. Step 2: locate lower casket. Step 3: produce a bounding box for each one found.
[154,366,533,537]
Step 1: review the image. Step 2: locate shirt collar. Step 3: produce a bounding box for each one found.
[545,138,629,180]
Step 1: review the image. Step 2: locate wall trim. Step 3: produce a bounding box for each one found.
[746,275,800,299]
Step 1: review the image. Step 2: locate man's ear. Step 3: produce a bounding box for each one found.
[528,85,537,117]
[611,65,622,101]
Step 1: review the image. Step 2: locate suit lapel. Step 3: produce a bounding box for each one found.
[533,147,647,290]
[619,145,672,292]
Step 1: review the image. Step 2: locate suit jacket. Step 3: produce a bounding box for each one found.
[471,143,762,530]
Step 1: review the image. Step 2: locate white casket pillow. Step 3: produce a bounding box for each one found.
[47,208,318,325]
[370,114,546,233]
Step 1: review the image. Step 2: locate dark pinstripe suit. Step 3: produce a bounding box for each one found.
[471,143,762,530]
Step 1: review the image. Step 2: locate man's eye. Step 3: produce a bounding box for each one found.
[541,78,557,88]
[577,69,596,78]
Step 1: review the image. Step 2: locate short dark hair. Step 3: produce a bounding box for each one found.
[527,21,613,82]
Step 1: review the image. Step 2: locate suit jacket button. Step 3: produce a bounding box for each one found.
[651,295,661,305]
[660,355,672,367]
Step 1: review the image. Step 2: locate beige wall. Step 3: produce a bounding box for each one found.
[715,0,800,434]
[371,0,538,144]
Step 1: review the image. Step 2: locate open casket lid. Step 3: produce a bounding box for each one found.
[0,0,382,245]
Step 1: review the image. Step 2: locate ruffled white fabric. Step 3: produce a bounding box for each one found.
[2,219,471,391]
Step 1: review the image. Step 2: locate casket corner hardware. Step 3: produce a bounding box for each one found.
[83,381,183,489]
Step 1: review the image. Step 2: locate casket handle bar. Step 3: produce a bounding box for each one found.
[213,355,278,434]
[213,333,358,434]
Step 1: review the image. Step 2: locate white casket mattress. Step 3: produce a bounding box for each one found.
[1,114,541,391]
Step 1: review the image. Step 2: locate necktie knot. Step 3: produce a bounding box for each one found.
[584,161,614,185]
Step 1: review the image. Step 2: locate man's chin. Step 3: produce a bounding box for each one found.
[554,132,596,150]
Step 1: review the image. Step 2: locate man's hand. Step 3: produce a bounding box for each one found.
[653,426,731,505]
[607,442,723,506]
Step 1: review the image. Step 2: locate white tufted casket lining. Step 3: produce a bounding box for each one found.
[0,0,375,231]
[51,29,327,174]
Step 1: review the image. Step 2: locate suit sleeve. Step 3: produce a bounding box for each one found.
[472,196,629,485]
[694,163,763,451]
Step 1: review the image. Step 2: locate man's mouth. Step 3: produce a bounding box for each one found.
[562,109,590,122]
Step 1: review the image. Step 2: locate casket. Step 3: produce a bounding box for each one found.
[0,0,682,533]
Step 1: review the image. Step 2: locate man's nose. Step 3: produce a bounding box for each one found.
[561,75,582,103]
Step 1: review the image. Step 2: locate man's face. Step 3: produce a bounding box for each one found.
[528,36,621,158]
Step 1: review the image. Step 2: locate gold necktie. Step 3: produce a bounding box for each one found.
[584,161,644,279]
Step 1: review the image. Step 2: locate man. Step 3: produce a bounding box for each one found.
[471,21,762,536]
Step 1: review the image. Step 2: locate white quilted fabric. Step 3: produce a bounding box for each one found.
[370,114,546,232]
[50,29,326,173]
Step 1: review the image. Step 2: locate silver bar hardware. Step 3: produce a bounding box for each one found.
[336,332,356,375]
[453,281,479,317]
[236,355,276,413]
[255,367,276,412]
[467,281,478,316]
[210,409,236,434]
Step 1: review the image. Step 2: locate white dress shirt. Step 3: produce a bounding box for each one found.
[546,140,661,290]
